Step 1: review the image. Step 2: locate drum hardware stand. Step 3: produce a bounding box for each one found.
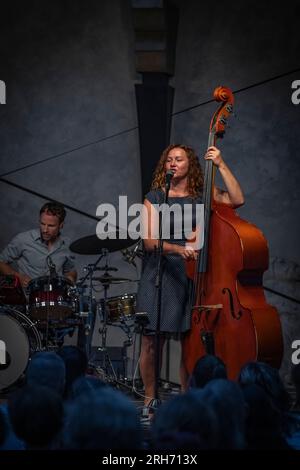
[95,257,119,382]
[102,312,137,384]
[110,314,134,343]
[78,249,108,358]
[121,338,132,383]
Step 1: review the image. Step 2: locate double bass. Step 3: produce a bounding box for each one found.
[182,87,283,380]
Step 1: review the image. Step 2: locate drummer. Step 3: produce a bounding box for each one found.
[0,201,77,287]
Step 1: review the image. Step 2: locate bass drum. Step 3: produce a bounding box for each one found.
[0,306,42,392]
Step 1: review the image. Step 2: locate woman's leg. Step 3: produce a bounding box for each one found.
[139,334,165,405]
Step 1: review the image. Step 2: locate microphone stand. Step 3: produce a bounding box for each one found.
[151,173,172,413]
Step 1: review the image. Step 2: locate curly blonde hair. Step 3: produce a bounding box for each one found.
[151,144,203,198]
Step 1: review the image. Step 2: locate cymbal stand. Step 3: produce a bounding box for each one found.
[97,258,117,381]
[107,316,134,382]
[78,249,107,358]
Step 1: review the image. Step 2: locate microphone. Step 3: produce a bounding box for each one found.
[122,248,137,267]
[122,240,143,267]
[165,170,174,189]
[47,256,57,278]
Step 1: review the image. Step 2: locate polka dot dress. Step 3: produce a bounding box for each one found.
[136,189,202,334]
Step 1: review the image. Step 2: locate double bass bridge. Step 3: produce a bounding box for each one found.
[192,304,223,355]
[192,303,223,329]
[194,304,223,312]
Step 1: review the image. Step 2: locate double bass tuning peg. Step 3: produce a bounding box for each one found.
[225,104,233,113]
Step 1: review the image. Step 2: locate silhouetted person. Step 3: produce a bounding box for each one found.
[151,389,218,450]
[188,354,227,389]
[242,383,290,449]
[8,384,63,449]
[57,345,87,399]
[26,351,66,396]
[63,387,141,449]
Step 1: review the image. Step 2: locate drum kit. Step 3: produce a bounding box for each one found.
[0,234,146,393]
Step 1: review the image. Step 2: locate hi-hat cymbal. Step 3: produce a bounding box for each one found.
[92,275,134,284]
[70,234,136,255]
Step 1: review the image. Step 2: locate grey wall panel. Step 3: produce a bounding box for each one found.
[0,1,142,375]
[0,0,142,277]
[172,0,300,264]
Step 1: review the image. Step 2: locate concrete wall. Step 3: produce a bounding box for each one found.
[172,0,300,262]
[0,0,142,378]
[0,0,299,387]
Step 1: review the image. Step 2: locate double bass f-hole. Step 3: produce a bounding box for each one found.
[222,287,242,320]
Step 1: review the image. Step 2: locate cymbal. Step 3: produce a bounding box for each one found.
[92,275,134,284]
[70,234,136,255]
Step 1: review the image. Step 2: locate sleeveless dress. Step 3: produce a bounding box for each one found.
[136,189,202,335]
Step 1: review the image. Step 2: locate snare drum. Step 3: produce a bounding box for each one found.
[106,293,136,323]
[27,276,74,321]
